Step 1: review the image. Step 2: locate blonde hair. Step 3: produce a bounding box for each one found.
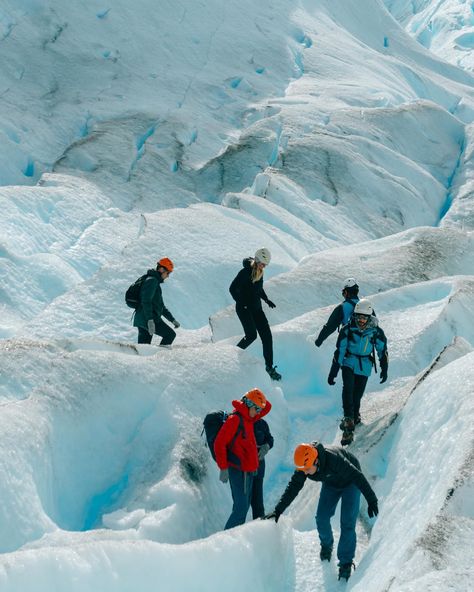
[251,261,264,283]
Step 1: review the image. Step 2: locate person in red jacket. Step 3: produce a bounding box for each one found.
[214,388,272,530]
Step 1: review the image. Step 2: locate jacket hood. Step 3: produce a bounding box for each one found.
[350,314,378,331]
[242,257,254,270]
[147,269,164,283]
[232,399,253,421]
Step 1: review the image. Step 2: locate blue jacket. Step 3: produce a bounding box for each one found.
[335,316,388,377]
[315,297,359,346]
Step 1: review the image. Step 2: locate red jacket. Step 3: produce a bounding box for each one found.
[214,399,272,472]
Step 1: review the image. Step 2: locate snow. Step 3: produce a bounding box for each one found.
[0,0,473,590]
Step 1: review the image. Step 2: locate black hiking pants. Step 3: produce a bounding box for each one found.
[250,461,266,519]
[341,366,368,421]
[235,303,273,368]
[137,320,176,346]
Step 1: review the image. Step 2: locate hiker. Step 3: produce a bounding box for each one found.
[214,388,272,529]
[229,248,281,381]
[251,417,274,519]
[133,258,180,346]
[265,442,378,581]
[328,299,388,445]
[315,278,360,347]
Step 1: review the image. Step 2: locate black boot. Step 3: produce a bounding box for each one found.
[266,365,282,381]
[340,417,355,446]
[319,545,333,561]
[338,562,355,581]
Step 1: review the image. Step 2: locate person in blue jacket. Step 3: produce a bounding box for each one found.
[251,417,274,518]
[315,278,360,347]
[328,299,388,445]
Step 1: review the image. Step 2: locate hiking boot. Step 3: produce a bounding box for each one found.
[338,562,355,581]
[266,365,282,381]
[159,344,172,349]
[341,430,354,446]
[319,545,333,561]
[339,416,355,432]
[354,414,361,426]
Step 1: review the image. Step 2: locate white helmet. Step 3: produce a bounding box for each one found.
[254,248,271,265]
[343,277,358,289]
[354,299,373,316]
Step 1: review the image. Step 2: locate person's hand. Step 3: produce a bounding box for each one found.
[258,443,271,460]
[219,469,229,483]
[266,300,276,309]
[172,320,180,328]
[327,360,340,385]
[368,501,378,518]
[263,510,280,523]
[380,369,387,384]
[315,337,323,347]
[147,320,155,335]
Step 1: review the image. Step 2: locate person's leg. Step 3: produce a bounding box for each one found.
[250,473,265,519]
[138,327,152,344]
[225,468,253,530]
[316,484,342,550]
[235,304,257,349]
[341,366,356,420]
[353,374,369,423]
[154,319,176,345]
[254,309,273,368]
[337,484,361,565]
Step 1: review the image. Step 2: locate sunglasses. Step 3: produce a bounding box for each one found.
[244,398,262,413]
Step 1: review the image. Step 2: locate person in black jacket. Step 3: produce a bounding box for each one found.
[265,441,378,582]
[133,258,180,345]
[229,248,281,381]
[315,278,360,347]
[251,418,274,518]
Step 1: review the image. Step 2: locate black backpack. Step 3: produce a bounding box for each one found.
[125,274,148,309]
[202,411,244,462]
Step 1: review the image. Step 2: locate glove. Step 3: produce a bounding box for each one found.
[315,336,323,348]
[327,360,340,386]
[264,510,280,523]
[172,319,180,328]
[258,443,271,460]
[368,501,378,518]
[380,369,387,384]
[219,469,229,483]
[266,300,276,309]
[147,319,155,335]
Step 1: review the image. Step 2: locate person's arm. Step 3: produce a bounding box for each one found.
[214,415,240,470]
[229,269,246,302]
[161,305,175,324]
[315,305,344,346]
[375,327,388,382]
[274,471,307,516]
[140,276,158,321]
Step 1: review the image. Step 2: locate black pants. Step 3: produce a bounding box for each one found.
[251,465,266,519]
[341,366,368,420]
[137,320,176,345]
[235,304,273,368]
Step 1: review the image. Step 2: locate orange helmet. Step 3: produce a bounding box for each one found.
[294,443,318,471]
[243,388,267,410]
[157,257,174,273]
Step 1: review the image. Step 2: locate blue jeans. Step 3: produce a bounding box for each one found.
[315,483,360,564]
[225,467,254,530]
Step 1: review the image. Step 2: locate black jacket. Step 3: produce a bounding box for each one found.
[254,418,274,478]
[229,258,270,311]
[274,442,377,515]
[133,269,176,329]
[315,298,359,346]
